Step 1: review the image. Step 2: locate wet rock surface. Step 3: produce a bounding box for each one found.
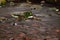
[0,3,60,40]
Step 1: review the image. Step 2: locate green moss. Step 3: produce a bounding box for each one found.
[23,11,33,18]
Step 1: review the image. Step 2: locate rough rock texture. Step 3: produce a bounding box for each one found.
[0,3,60,40]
